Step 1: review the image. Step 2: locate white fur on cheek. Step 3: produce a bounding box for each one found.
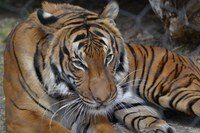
[43,66,71,96]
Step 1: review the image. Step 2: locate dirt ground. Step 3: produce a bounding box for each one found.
[0,1,200,133]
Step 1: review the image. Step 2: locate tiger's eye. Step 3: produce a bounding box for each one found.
[106,54,114,65]
[72,60,87,71]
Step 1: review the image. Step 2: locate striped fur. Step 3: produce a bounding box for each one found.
[4,1,199,133]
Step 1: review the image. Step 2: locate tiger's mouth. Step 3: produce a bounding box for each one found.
[77,91,118,115]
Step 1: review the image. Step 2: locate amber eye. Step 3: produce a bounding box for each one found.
[106,54,114,65]
[72,60,86,71]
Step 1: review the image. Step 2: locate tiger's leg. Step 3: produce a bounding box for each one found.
[114,95,175,133]
[158,79,200,117]
[5,100,72,133]
[71,115,116,133]
[91,116,116,133]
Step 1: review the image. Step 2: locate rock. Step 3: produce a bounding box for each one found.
[149,0,200,46]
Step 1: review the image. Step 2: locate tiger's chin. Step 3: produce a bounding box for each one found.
[80,99,116,116]
[86,103,115,116]
[79,93,122,116]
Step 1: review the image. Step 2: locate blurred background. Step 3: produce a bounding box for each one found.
[0,0,200,132]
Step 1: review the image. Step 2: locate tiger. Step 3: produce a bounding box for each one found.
[3,0,200,133]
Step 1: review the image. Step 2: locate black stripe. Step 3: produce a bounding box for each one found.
[50,64,60,80]
[126,44,138,95]
[121,75,130,94]
[123,111,137,123]
[116,51,125,72]
[10,99,27,111]
[179,56,189,65]
[169,75,196,109]
[152,80,163,103]
[60,74,76,91]
[33,35,49,84]
[70,107,82,127]
[146,49,169,102]
[37,9,58,25]
[188,98,200,115]
[18,75,54,114]
[93,30,105,37]
[114,102,147,111]
[136,116,158,130]
[168,74,198,95]
[74,33,86,42]
[188,58,200,75]
[136,46,146,97]
[142,46,154,100]
[34,45,44,84]
[159,69,185,98]
[113,37,119,52]
[59,46,64,72]
[151,65,179,103]
[176,54,184,64]
[78,42,85,50]
[149,59,177,103]
[99,39,107,46]
[50,62,75,91]
[63,44,70,57]
[174,93,196,108]
[63,16,98,27]
[82,120,90,133]
[70,23,110,37]
[12,34,53,114]
[148,119,158,127]
[131,116,158,130]
[67,21,84,26]
[140,45,149,57]
[172,53,175,62]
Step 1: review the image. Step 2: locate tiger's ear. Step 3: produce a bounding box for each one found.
[37,9,58,25]
[99,0,119,20]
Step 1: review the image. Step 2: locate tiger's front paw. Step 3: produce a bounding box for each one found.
[140,120,175,133]
[92,116,116,133]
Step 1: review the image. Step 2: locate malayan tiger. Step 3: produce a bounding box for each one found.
[3,0,200,133]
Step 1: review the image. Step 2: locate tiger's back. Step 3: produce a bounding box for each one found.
[125,44,200,116]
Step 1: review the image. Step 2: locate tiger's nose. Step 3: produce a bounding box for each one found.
[92,89,117,105]
[93,96,109,104]
[93,92,109,104]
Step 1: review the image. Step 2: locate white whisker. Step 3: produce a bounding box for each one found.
[42,99,69,118]
[67,101,82,121]
[117,79,146,87]
[127,82,152,90]
[49,99,80,131]
[117,69,143,86]
[119,97,158,115]
[60,99,81,123]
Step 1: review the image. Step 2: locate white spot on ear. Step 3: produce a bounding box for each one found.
[43,11,53,18]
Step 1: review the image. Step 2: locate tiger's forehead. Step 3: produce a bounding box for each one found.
[70,29,111,55]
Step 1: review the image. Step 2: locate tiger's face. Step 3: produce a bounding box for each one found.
[37,1,129,115]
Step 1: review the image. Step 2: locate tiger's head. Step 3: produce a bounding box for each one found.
[35,1,129,115]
